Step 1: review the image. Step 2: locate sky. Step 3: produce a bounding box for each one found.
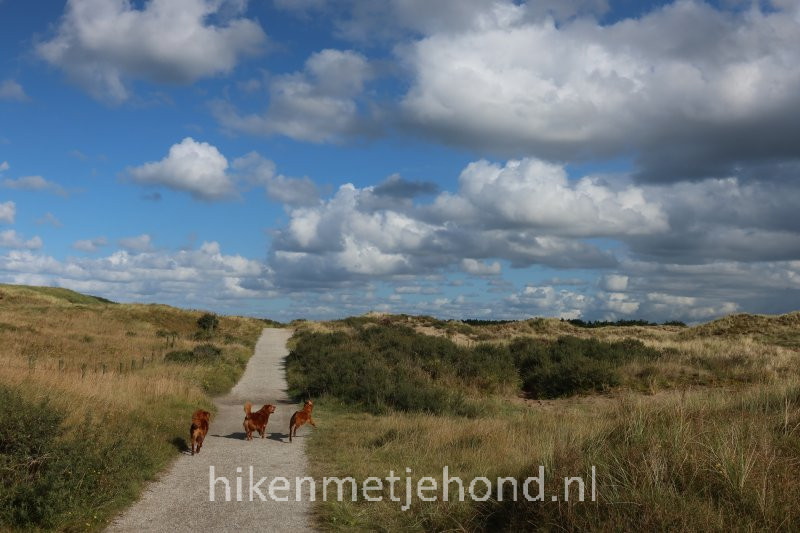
[1,0,799,322]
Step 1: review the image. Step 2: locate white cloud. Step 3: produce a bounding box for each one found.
[118,234,154,253]
[431,158,667,237]
[0,201,14,223]
[0,161,9,173]
[646,292,738,321]
[267,160,638,288]
[0,80,28,101]
[507,285,589,319]
[0,241,272,308]
[0,230,42,250]
[461,258,501,276]
[127,138,235,200]
[602,274,628,291]
[399,2,800,176]
[599,291,640,315]
[37,0,266,103]
[213,49,372,142]
[3,175,68,196]
[73,237,108,252]
[232,152,320,206]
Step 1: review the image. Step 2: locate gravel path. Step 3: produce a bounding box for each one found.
[108,328,312,532]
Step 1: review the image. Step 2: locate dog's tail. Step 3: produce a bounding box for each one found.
[244,401,252,416]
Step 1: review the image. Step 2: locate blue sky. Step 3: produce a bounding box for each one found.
[1,0,799,322]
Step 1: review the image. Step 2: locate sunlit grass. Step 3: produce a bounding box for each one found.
[0,283,270,530]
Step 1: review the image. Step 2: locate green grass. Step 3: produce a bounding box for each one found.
[0,384,205,531]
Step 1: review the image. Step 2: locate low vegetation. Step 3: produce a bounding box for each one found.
[290,312,800,531]
[0,284,274,531]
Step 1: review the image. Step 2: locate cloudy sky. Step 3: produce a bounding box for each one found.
[1,0,799,322]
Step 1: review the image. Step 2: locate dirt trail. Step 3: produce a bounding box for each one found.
[108,328,312,532]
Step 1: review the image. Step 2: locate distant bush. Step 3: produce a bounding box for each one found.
[565,318,688,328]
[164,343,222,364]
[461,319,517,326]
[511,336,661,398]
[566,318,657,328]
[196,313,219,333]
[287,324,516,415]
[288,325,665,410]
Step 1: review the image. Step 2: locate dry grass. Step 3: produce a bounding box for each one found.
[299,311,800,531]
[0,283,269,530]
[309,382,800,531]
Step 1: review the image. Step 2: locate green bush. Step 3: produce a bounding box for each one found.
[288,327,664,411]
[287,324,516,416]
[196,313,219,333]
[164,343,222,363]
[0,386,163,530]
[511,336,661,398]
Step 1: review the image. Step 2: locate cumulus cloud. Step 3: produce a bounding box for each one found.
[232,152,320,206]
[127,138,235,200]
[506,285,589,320]
[0,241,272,309]
[644,293,738,321]
[461,258,501,276]
[0,201,14,223]
[127,139,311,204]
[3,175,68,196]
[399,1,800,180]
[429,159,667,236]
[0,80,28,101]
[628,172,800,263]
[118,234,154,253]
[213,49,373,142]
[602,274,628,291]
[0,230,42,250]
[37,0,266,103]
[73,237,108,252]
[267,157,659,289]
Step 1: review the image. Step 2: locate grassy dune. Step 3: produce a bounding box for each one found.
[290,313,800,531]
[0,284,272,531]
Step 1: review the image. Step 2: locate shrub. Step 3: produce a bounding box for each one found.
[164,343,222,364]
[511,336,661,398]
[286,324,516,416]
[196,313,219,333]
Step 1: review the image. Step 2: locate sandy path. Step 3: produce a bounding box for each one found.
[108,328,312,532]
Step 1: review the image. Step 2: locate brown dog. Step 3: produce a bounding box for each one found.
[243,402,276,441]
[289,400,316,442]
[190,410,211,456]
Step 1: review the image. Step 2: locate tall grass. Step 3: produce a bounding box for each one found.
[0,284,270,530]
[295,312,800,531]
[308,383,800,531]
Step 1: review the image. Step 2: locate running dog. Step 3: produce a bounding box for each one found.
[190,409,211,456]
[289,400,316,442]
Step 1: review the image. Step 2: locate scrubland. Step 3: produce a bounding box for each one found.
[288,313,800,531]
